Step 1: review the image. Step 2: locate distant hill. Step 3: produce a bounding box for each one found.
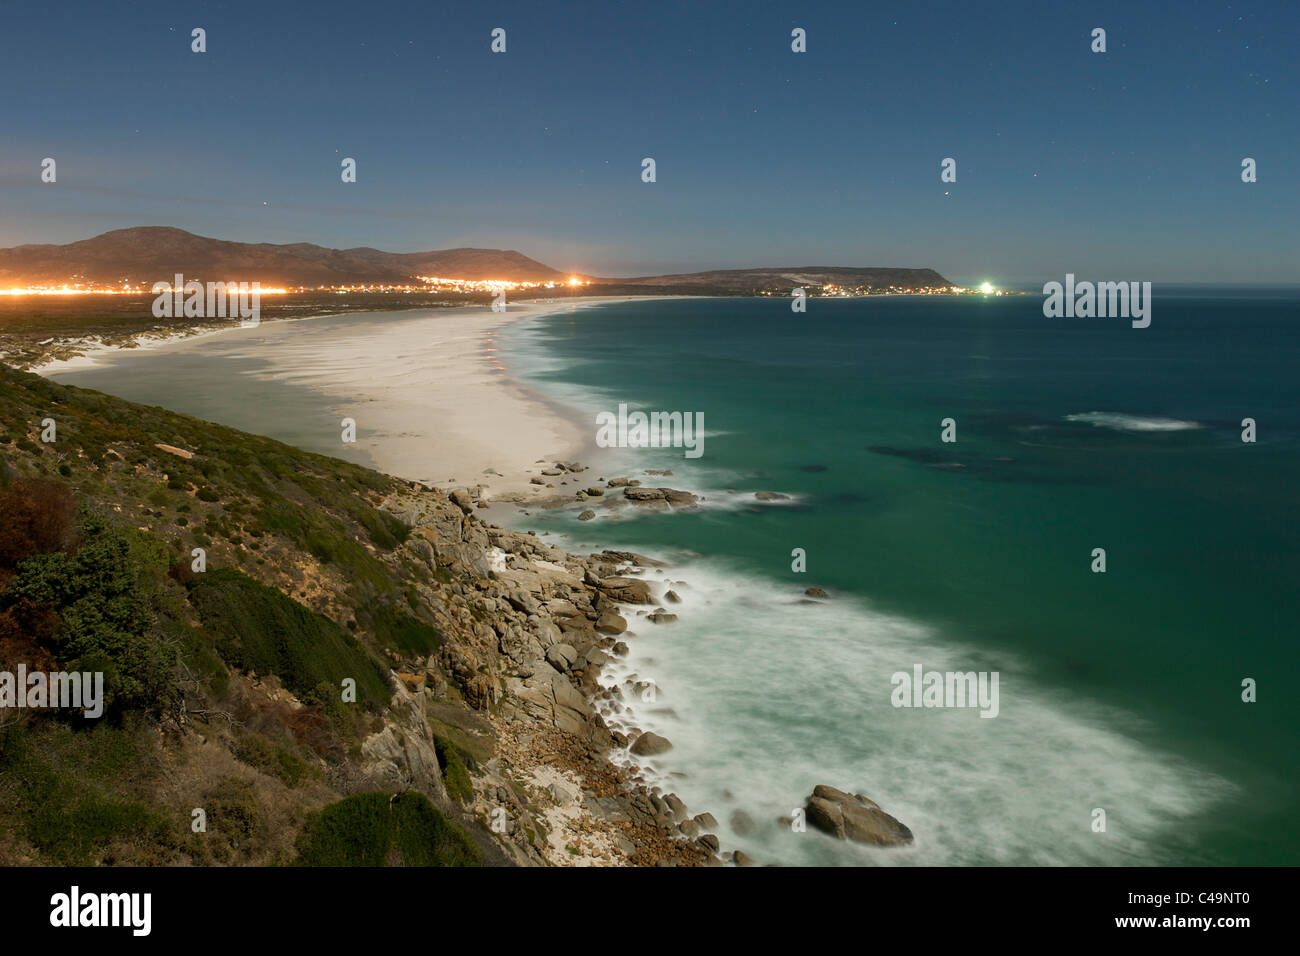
[0,227,567,286]
[605,265,953,291]
[0,227,952,291]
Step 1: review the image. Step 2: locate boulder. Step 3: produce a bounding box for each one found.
[624,487,699,506]
[664,793,688,822]
[596,576,653,604]
[804,784,913,847]
[630,731,673,756]
[545,598,582,619]
[593,550,666,568]
[505,666,597,738]
[730,810,756,836]
[693,812,718,832]
[581,647,611,671]
[595,609,628,634]
[358,681,447,802]
[545,642,579,672]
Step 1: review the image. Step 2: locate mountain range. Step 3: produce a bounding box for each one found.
[0,227,951,290]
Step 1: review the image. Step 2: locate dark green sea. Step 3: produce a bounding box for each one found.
[501,291,1300,866]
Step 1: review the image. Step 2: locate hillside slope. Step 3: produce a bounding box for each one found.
[0,365,708,866]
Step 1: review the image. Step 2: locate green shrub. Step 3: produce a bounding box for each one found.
[186,568,389,709]
[352,506,410,550]
[232,731,316,787]
[434,736,473,803]
[205,778,262,846]
[361,603,442,655]
[294,791,481,866]
[0,720,169,864]
[1,509,178,718]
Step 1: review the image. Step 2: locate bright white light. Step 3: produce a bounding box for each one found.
[980,281,994,294]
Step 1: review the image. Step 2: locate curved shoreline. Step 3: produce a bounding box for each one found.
[39,297,669,501]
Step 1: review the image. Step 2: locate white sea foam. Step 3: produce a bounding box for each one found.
[586,557,1232,866]
[1065,412,1203,432]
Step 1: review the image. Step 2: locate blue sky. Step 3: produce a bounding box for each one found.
[0,0,1295,284]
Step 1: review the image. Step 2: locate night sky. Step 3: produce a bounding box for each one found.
[1,0,1294,284]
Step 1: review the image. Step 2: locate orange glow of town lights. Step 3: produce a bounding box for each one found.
[0,286,291,296]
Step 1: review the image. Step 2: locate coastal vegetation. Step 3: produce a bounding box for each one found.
[294,791,481,867]
[0,358,724,867]
[0,363,489,865]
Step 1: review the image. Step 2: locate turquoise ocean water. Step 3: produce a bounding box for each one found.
[499,291,1299,866]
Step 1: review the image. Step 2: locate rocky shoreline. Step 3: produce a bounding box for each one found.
[378,478,730,865]
[378,460,913,866]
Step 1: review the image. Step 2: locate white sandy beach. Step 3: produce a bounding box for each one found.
[40,297,645,499]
